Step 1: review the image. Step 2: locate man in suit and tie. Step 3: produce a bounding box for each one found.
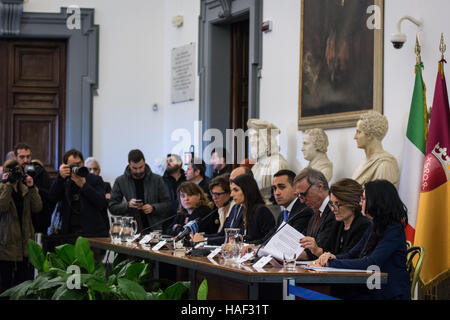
[240,170,314,250]
[271,170,314,235]
[294,167,336,261]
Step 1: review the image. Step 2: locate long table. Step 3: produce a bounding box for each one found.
[88,237,387,300]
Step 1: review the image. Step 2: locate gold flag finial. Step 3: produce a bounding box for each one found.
[415,35,422,64]
[440,33,446,60]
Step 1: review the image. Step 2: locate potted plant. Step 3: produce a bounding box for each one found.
[0,237,207,300]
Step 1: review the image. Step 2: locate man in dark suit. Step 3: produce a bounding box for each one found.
[272,170,314,234]
[258,170,314,246]
[294,167,336,261]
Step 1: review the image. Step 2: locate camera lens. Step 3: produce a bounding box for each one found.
[70,165,89,178]
[24,164,37,178]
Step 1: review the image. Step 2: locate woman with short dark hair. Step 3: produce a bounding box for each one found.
[229,174,275,244]
[315,179,411,300]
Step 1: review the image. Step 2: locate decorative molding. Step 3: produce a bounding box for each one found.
[218,0,232,19]
[14,7,99,157]
[0,0,24,36]
[199,0,262,159]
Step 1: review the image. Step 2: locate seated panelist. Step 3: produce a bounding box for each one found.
[166,181,219,237]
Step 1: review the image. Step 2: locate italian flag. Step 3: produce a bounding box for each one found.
[398,62,428,243]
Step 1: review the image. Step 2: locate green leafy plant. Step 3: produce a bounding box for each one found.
[0,237,197,300]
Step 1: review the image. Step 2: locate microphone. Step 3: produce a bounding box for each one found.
[174,207,219,242]
[175,219,200,242]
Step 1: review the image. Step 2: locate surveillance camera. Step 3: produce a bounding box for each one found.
[391,33,407,49]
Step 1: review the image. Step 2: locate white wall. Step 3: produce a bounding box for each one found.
[23,0,450,185]
[261,0,450,184]
[24,0,166,183]
[161,0,200,167]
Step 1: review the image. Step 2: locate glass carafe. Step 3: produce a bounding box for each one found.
[110,216,123,243]
[120,216,137,242]
[221,228,243,260]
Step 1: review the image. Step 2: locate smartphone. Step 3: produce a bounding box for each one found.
[135,199,143,205]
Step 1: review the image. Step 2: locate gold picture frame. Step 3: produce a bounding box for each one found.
[298,0,384,130]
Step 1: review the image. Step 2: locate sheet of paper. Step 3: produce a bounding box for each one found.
[302,266,370,273]
[253,256,273,269]
[262,222,305,261]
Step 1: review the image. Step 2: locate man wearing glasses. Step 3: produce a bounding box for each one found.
[294,167,336,261]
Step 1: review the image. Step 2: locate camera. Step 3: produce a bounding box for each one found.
[23,164,37,178]
[391,33,407,49]
[2,167,25,184]
[69,163,89,178]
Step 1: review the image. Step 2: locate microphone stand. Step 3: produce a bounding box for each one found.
[134,213,179,242]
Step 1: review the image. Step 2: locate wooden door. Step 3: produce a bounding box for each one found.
[229,20,249,165]
[0,39,66,178]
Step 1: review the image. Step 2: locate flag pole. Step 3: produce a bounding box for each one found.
[415,35,422,65]
[440,32,446,61]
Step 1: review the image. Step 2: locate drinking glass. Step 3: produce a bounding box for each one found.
[150,229,162,243]
[120,216,137,242]
[283,252,297,271]
[110,216,123,243]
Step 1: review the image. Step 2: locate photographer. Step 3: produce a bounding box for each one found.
[47,149,108,253]
[14,143,55,234]
[0,160,42,294]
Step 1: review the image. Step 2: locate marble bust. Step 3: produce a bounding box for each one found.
[247,119,289,209]
[352,111,400,186]
[302,128,333,182]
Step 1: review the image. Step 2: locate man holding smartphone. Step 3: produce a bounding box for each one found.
[109,149,171,232]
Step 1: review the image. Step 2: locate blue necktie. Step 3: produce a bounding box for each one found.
[283,209,289,222]
[229,205,241,228]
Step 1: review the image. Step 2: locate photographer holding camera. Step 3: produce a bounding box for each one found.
[47,149,108,253]
[14,143,54,235]
[0,160,42,294]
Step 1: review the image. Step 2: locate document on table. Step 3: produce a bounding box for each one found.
[258,222,305,261]
[302,266,370,273]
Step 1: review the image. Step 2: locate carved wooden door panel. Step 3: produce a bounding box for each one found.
[0,39,66,178]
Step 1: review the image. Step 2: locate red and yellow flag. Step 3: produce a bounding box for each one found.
[414,59,450,287]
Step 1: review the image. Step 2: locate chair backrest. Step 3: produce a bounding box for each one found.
[406,246,425,299]
[406,240,412,250]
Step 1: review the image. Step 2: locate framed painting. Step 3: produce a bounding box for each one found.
[298,0,384,130]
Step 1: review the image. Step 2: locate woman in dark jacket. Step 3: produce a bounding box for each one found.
[314,180,411,300]
[0,160,42,294]
[166,182,218,236]
[229,174,275,244]
[303,178,371,257]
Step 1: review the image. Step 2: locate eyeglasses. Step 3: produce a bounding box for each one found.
[210,191,228,198]
[328,201,350,210]
[297,184,312,200]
